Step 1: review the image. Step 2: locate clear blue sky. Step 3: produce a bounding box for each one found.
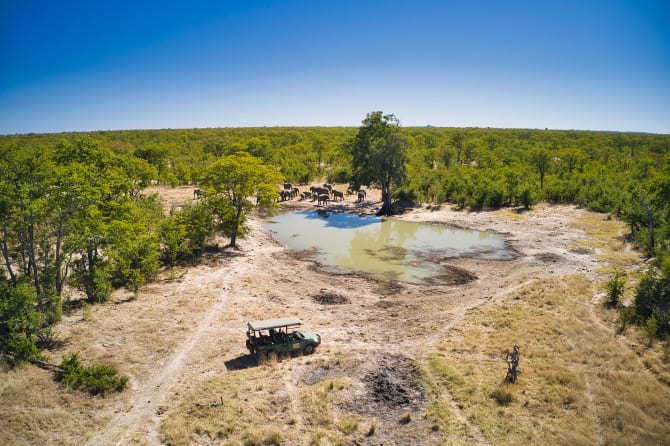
[1,0,669,134]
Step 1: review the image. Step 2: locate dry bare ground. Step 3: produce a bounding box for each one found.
[2,184,669,445]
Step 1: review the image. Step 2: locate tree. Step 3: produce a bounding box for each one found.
[0,282,42,361]
[532,148,552,189]
[348,111,409,216]
[201,153,282,248]
[634,270,670,336]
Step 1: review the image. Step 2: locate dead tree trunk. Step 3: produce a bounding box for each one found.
[504,344,520,383]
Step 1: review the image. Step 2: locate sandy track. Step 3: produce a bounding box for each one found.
[86,266,244,446]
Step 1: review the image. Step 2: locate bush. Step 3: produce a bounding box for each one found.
[634,270,670,337]
[645,316,659,345]
[605,272,625,307]
[518,186,536,209]
[326,166,352,184]
[491,386,515,406]
[72,259,112,303]
[57,352,128,395]
[158,215,189,266]
[392,186,418,204]
[0,282,42,362]
[618,306,638,333]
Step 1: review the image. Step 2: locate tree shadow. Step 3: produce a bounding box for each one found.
[225,354,257,371]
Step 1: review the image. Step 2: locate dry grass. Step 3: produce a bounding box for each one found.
[159,366,286,445]
[159,364,365,446]
[419,275,670,445]
[491,208,529,222]
[0,361,111,446]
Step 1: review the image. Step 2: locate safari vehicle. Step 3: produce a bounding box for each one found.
[246,317,321,362]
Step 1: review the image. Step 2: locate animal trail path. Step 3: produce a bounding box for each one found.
[86,260,252,446]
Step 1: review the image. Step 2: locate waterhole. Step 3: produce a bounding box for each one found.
[263,210,514,285]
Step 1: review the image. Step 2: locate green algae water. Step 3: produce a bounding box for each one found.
[263,210,514,285]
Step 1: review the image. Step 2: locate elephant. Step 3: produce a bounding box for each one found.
[357,190,366,203]
[317,194,330,206]
[311,186,330,196]
[278,190,291,201]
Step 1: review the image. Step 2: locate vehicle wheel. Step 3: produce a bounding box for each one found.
[256,351,267,365]
[303,344,315,355]
[267,351,278,363]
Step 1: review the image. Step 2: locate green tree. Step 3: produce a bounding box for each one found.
[605,271,625,307]
[201,153,282,248]
[158,202,216,265]
[0,282,42,361]
[634,270,670,336]
[532,148,552,189]
[348,111,409,216]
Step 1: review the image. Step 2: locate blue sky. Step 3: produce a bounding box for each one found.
[1,0,669,134]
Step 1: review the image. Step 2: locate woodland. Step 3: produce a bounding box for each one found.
[1,122,669,375]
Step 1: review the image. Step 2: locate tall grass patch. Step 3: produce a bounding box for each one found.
[420,275,670,445]
[159,366,285,445]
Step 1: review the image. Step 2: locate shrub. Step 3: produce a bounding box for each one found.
[57,352,128,395]
[0,282,41,362]
[518,186,536,209]
[605,272,625,307]
[158,215,189,266]
[491,386,515,406]
[326,166,351,184]
[645,316,659,345]
[634,270,670,337]
[392,186,418,204]
[618,306,638,333]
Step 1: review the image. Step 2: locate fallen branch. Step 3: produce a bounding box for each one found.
[195,396,225,408]
[503,344,521,383]
[2,352,64,372]
[33,357,65,372]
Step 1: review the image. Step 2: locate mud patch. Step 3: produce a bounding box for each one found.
[311,290,350,305]
[365,246,408,262]
[285,247,321,262]
[348,356,424,418]
[535,252,563,263]
[375,300,399,309]
[374,279,404,296]
[427,265,477,286]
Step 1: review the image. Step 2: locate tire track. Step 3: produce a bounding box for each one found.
[86,261,250,446]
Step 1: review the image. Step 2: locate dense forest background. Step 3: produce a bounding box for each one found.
[1,126,669,362]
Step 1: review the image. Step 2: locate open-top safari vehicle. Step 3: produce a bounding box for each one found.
[246,317,321,363]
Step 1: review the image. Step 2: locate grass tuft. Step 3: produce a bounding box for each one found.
[490,386,514,406]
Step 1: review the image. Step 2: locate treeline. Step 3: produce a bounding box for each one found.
[6,126,668,255]
[0,138,163,361]
[0,136,284,363]
[1,125,669,362]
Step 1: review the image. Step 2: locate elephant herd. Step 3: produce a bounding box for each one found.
[278,183,367,206]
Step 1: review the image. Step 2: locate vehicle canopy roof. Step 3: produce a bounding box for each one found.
[247,317,302,332]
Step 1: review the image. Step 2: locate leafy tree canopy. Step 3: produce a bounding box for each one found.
[201,153,282,248]
[348,111,409,215]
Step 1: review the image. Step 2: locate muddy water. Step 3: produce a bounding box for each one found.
[263,210,514,284]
